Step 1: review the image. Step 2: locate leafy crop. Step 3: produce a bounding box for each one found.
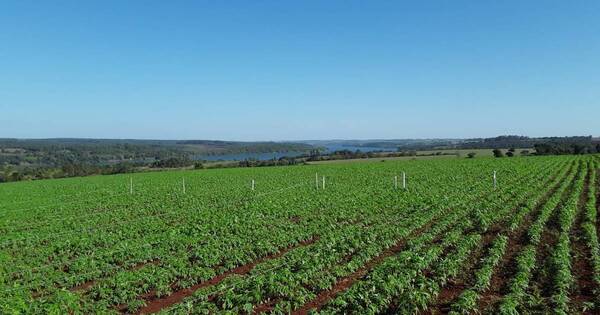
[0,155,598,314]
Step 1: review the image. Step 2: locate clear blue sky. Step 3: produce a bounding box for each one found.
[1,1,599,141]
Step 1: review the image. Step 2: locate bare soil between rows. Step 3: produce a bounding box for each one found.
[477,163,575,312]
[571,166,596,312]
[133,237,318,314]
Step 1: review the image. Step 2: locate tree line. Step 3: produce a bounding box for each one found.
[1,137,598,183]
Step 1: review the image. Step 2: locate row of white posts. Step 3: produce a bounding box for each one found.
[128,171,498,194]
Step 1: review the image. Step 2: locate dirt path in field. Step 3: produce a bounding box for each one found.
[570,165,595,312]
[133,237,318,314]
[476,162,576,312]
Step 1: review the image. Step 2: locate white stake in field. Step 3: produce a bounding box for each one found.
[315,173,319,190]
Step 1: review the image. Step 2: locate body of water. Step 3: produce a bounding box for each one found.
[194,145,397,161]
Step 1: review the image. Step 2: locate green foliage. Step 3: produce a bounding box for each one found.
[152,157,194,168]
[0,138,314,182]
[0,155,593,314]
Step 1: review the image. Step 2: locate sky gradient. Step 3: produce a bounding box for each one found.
[1,1,599,141]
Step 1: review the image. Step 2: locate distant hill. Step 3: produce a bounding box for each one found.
[298,135,599,151]
[0,138,314,168]
[1,136,598,183]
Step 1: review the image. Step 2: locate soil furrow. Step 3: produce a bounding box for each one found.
[415,166,565,314]
[422,231,496,315]
[528,163,584,312]
[133,237,318,314]
[570,166,594,312]
[289,218,439,315]
[476,163,576,312]
[291,163,566,315]
[597,164,600,236]
[69,259,161,292]
[249,206,437,314]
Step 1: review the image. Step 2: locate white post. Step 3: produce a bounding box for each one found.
[182,178,186,194]
[251,179,255,191]
[315,173,319,190]
[322,176,325,190]
[129,177,133,194]
[493,171,497,189]
[402,172,406,189]
[394,175,398,190]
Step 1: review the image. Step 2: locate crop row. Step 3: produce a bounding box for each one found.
[448,158,574,314]
[498,159,585,314]
[315,159,572,314]
[0,155,591,314]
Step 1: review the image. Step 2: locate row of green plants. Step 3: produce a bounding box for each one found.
[0,158,497,311]
[448,159,573,314]
[0,155,586,314]
[581,159,600,308]
[498,160,585,314]
[164,158,532,314]
[377,160,572,314]
[309,159,566,314]
[549,160,587,314]
[112,158,552,309]
[381,159,571,314]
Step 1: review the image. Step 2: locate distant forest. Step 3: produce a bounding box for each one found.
[0,138,313,182]
[0,136,598,183]
[456,136,600,153]
[344,135,600,153]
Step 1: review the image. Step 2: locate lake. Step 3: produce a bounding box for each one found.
[193,145,397,161]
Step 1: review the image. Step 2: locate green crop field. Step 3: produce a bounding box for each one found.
[1,155,599,314]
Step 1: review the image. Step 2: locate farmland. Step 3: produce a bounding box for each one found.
[1,155,599,314]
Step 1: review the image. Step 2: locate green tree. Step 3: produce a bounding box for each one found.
[492,149,504,158]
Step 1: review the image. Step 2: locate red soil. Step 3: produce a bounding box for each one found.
[570,167,595,311]
[70,259,160,293]
[290,219,436,315]
[477,165,574,311]
[134,237,318,314]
